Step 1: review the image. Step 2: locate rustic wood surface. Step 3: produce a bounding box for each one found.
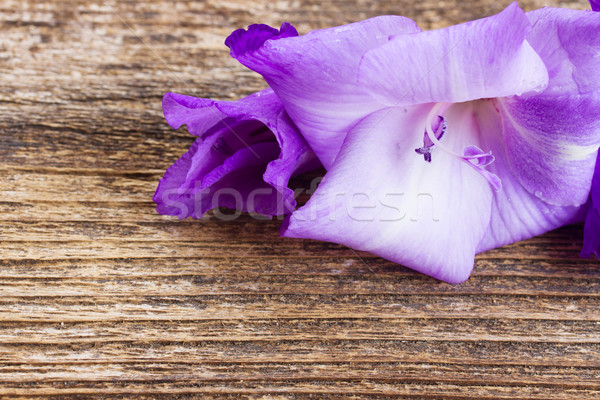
[1,0,599,398]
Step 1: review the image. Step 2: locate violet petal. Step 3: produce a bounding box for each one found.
[358,3,548,106]
[226,16,421,168]
[582,150,600,258]
[155,89,319,218]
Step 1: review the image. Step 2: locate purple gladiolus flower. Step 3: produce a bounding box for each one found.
[227,3,600,283]
[154,88,319,219]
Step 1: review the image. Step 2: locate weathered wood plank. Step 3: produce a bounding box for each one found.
[1,319,600,344]
[0,361,596,385]
[0,273,599,296]
[0,339,598,366]
[0,255,599,280]
[0,294,596,321]
[0,385,595,400]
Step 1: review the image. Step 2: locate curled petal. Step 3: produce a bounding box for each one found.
[226,16,421,168]
[154,89,319,219]
[226,23,298,58]
[162,93,230,139]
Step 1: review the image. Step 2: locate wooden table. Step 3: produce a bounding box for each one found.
[1,0,598,398]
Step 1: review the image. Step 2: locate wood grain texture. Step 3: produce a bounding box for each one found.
[1,0,599,398]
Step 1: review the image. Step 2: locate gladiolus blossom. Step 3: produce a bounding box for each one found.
[156,2,600,283]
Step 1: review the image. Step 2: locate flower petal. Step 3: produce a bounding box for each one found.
[162,92,227,138]
[525,7,600,96]
[282,105,494,283]
[226,23,299,59]
[197,141,284,216]
[582,150,600,259]
[153,138,203,219]
[498,96,600,207]
[471,100,585,252]
[283,99,589,282]
[498,8,600,207]
[201,142,280,189]
[583,207,600,259]
[226,17,421,168]
[358,2,548,107]
[155,89,318,218]
[590,0,600,12]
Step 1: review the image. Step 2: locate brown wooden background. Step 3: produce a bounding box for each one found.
[1,0,599,398]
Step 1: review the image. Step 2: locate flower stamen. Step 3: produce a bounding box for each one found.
[414,114,446,162]
[416,102,502,192]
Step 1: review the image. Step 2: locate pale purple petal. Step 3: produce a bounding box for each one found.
[498,8,600,207]
[358,3,548,107]
[582,150,600,258]
[525,7,600,96]
[283,99,590,282]
[154,89,318,219]
[472,100,585,252]
[226,17,421,168]
[499,96,600,207]
[283,105,494,284]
